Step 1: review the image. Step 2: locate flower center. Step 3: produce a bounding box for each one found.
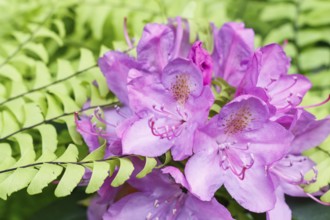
[222,107,252,135]
[170,74,191,104]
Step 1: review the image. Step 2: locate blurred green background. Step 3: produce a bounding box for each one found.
[0,0,329,219]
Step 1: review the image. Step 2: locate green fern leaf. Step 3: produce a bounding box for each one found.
[111,158,134,187]
[86,161,110,194]
[54,164,85,197]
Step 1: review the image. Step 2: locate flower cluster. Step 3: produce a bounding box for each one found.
[76,18,330,220]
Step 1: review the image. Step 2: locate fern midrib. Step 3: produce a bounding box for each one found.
[0,101,119,141]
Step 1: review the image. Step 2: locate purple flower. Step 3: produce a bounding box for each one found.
[75,106,133,157]
[185,95,294,212]
[189,41,213,85]
[98,18,191,106]
[267,155,317,220]
[89,165,233,220]
[122,58,214,160]
[98,18,215,161]
[212,22,254,87]
[236,44,312,114]
[99,52,139,106]
[266,109,330,220]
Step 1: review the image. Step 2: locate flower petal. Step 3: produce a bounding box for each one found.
[170,122,196,160]
[224,163,276,212]
[177,195,234,220]
[137,23,174,72]
[168,17,191,59]
[239,122,294,164]
[266,187,291,220]
[162,166,190,189]
[129,167,179,194]
[189,41,213,85]
[213,22,254,87]
[98,51,138,105]
[291,117,330,154]
[185,86,215,122]
[103,192,174,220]
[122,117,173,157]
[256,44,291,88]
[272,155,316,197]
[161,58,203,98]
[127,69,175,113]
[75,114,100,152]
[88,196,109,220]
[185,151,225,201]
[267,74,312,110]
[217,95,270,135]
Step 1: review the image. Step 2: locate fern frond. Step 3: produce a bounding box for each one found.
[0,141,159,200]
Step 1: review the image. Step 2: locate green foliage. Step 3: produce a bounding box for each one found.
[0,142,158,200]
[0,0,329,219]
[228,0,330,205]
[0,0,232,203]
[301,70,330,202]
[210,77,236,117]
[229,0,330,74]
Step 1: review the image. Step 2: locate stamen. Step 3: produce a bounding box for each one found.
[282,39,288,48]
[217,141,254,180]
[172,208,177,215]
[75,112,116,140]
[115,105,129,118]
[154,199,159,208]
[148,117,184,140]
[94,107,116,127]
[152,105,187,121]
[306,193,330,206]
[123,17,133,49]
[146,212,152,220]
[298,94,330,109]
[270,76,298,96]
[272,156,318,185]
[264,78,278,89]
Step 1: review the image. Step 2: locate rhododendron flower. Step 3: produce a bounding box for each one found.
[75,106,132,157]
[267,109,330,220]
[98,19,214,160]
[185,95,294,212]
[267,155,317,220]
[236,44,312,114]
[77,18,330,220]
[189,41,213,85]
[123,58,214,160]
[98,18,191,106]
[89,165,233,220]
[212,22,254,87]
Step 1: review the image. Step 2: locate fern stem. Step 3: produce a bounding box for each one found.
[0,64,97,106]
[0,157,123,174]
[0,8,56,69]
[0,101,119,141]
[316,146,330,158]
